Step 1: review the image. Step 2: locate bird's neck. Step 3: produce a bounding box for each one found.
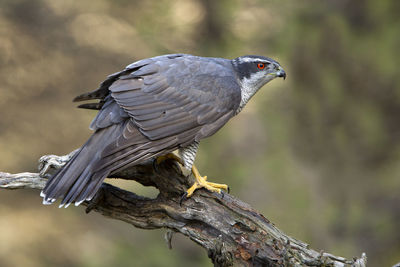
[236,72,266,114]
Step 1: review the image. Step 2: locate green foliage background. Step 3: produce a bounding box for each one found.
[0,0,399,266]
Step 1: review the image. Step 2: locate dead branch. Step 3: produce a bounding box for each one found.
[0,151,367,266]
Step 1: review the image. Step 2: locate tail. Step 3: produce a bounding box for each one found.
[40,124,123,208]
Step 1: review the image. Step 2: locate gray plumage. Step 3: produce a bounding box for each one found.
[41,54,285,207]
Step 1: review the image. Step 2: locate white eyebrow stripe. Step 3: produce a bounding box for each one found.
[239,57,272,63]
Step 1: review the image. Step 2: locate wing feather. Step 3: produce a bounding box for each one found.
[42,54,242,206]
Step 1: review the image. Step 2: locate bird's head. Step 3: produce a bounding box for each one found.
[232,55,286,90]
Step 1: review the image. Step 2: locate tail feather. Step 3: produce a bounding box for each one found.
[41,123,123,207]
[77,172,107,204]
[41,118,180,208]
[59,171,91,207]
[41,150,84,201]
[43,144,95,201]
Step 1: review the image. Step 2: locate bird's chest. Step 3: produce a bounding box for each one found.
[236,82,262,114]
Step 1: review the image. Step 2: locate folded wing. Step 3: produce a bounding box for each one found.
[41,54,241,207]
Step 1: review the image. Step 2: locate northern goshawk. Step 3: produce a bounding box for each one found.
[41,54,286,207]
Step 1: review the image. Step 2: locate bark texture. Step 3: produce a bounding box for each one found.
[0,151,367,267]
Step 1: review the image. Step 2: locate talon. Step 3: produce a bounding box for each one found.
[180,192,188,206]
[185,165,229,197]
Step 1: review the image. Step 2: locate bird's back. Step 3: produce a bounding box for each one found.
[41,54,242,207]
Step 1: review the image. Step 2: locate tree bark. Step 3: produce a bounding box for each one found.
[0,151,367,267]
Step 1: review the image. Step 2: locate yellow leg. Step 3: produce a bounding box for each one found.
[156,153,229,197]
[186,165,229,197]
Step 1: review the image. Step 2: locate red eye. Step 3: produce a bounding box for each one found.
[257,63,265,69]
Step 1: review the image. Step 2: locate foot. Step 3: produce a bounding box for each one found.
[155,153,229,198]
[186,165,229,197]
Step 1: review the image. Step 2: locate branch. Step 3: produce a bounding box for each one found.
[0,151,367,266]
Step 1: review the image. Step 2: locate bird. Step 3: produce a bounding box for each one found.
[40,54,286,208]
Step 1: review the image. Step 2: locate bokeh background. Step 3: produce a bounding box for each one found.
[1,0,399,266]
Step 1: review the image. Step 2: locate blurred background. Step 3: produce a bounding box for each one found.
[0,0,399,266]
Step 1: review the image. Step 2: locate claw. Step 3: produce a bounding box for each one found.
[185,165,229,197]
[180,192,188,206]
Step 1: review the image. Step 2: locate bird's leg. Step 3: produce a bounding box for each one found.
[155,153,229,197]
[186,165,229,197]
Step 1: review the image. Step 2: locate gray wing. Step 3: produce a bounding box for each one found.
[41,54,241,206]
[90,55,241,171]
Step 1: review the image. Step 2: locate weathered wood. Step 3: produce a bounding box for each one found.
[0,151,367,266]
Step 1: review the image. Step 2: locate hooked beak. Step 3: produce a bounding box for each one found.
[276,68,286,80]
